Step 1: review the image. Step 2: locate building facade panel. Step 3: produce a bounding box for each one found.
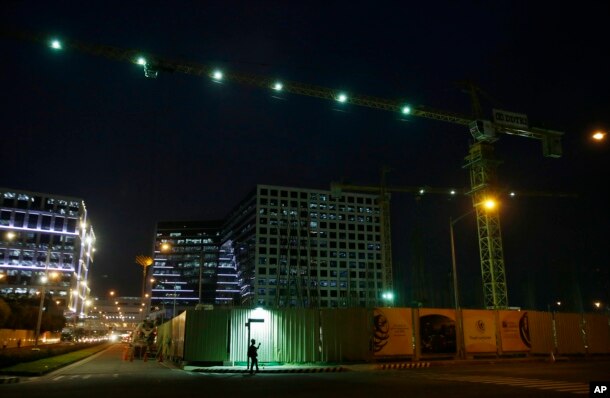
[0,188,95,317]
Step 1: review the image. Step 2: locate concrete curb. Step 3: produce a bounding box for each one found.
[0,376,19,384]
[190,366,345,374]
[376,362,431,370]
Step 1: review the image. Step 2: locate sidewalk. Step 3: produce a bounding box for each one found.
[183,354,571,374]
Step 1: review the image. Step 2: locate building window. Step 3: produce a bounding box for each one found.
[13,212,25,228]
[41,215,52,230]
[54,217,64,232]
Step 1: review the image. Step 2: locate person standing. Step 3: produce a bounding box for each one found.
[247,339,261,374]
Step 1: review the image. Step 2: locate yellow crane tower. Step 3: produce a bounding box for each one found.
[1,28,564,309]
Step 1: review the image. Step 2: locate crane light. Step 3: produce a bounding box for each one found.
[50,40,62,50]
[402,105,411,115]
[272,82,283,91]
[136,57,147,66]
[336,93,348,103]
[212,70,223,81]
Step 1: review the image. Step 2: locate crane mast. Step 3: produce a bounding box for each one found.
[1,27,565,309]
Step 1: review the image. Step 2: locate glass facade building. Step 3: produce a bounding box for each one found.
[0,188,96,317]
[223,185,386,308]
[151,221,223,316]
[148,185,387,311]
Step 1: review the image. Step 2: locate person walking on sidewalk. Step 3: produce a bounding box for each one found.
[247,339,261,374]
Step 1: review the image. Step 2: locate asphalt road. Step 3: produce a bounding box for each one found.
[2,344,609,398]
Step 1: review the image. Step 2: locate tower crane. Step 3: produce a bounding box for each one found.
[1,27,564,309]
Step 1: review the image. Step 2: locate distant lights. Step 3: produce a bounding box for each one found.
[592,131,607,141]
[136,57,147,66]
[419,189,425,195]
[449,190,456,195]
[401,105,411,115]
[272,81,283,91]
[509,192,516,197]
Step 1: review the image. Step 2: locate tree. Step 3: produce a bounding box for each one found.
[0,298,11,327]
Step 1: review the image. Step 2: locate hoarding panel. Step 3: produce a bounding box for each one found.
[372,308,413,356]
[462,309,496,353]
[418,308,456,354]
[584,314,610,354]
[498,310,531,352]
[555,313,585,354]
[527,311,554,354]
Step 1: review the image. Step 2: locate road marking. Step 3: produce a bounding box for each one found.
[83,375,91,379]
[53,376,64,381]
[428,373,588,395]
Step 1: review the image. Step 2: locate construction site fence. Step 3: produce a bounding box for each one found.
[153,307,610,364]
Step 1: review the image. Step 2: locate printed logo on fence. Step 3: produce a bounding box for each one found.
[590,381,609,396]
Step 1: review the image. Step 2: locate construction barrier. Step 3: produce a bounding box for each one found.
[156,307,610,365]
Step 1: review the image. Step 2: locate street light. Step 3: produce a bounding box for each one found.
[592,130,607,142]
[135,255,153,301]
[449,197,499,359]
[381,291,394,306]
[35,246,59,346]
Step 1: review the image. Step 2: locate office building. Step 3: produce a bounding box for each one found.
[0,188,96,317]
[223,184,386,308]
[151,220,223,316]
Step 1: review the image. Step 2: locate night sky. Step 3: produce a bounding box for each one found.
[1,1,608,311]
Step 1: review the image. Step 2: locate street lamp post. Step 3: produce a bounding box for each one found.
[449,198,497,360]
[135,255,153,318]
[449,213,470,360]
[35,246,52,346]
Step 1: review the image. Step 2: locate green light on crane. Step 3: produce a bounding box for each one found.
[50,39,62,50]
[272,82,283,91]
[402,105,411,115]
[212,70,223,81]
[136,57,147,66]
[336,93,348,103]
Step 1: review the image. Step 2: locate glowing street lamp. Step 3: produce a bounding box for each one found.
[592,131,607,141]
[483,198,497,210]
[135,255,154,303]
[35,251,59,346]
[449,197,498,359]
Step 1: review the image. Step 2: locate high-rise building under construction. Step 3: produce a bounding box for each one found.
[222,185,386,308]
